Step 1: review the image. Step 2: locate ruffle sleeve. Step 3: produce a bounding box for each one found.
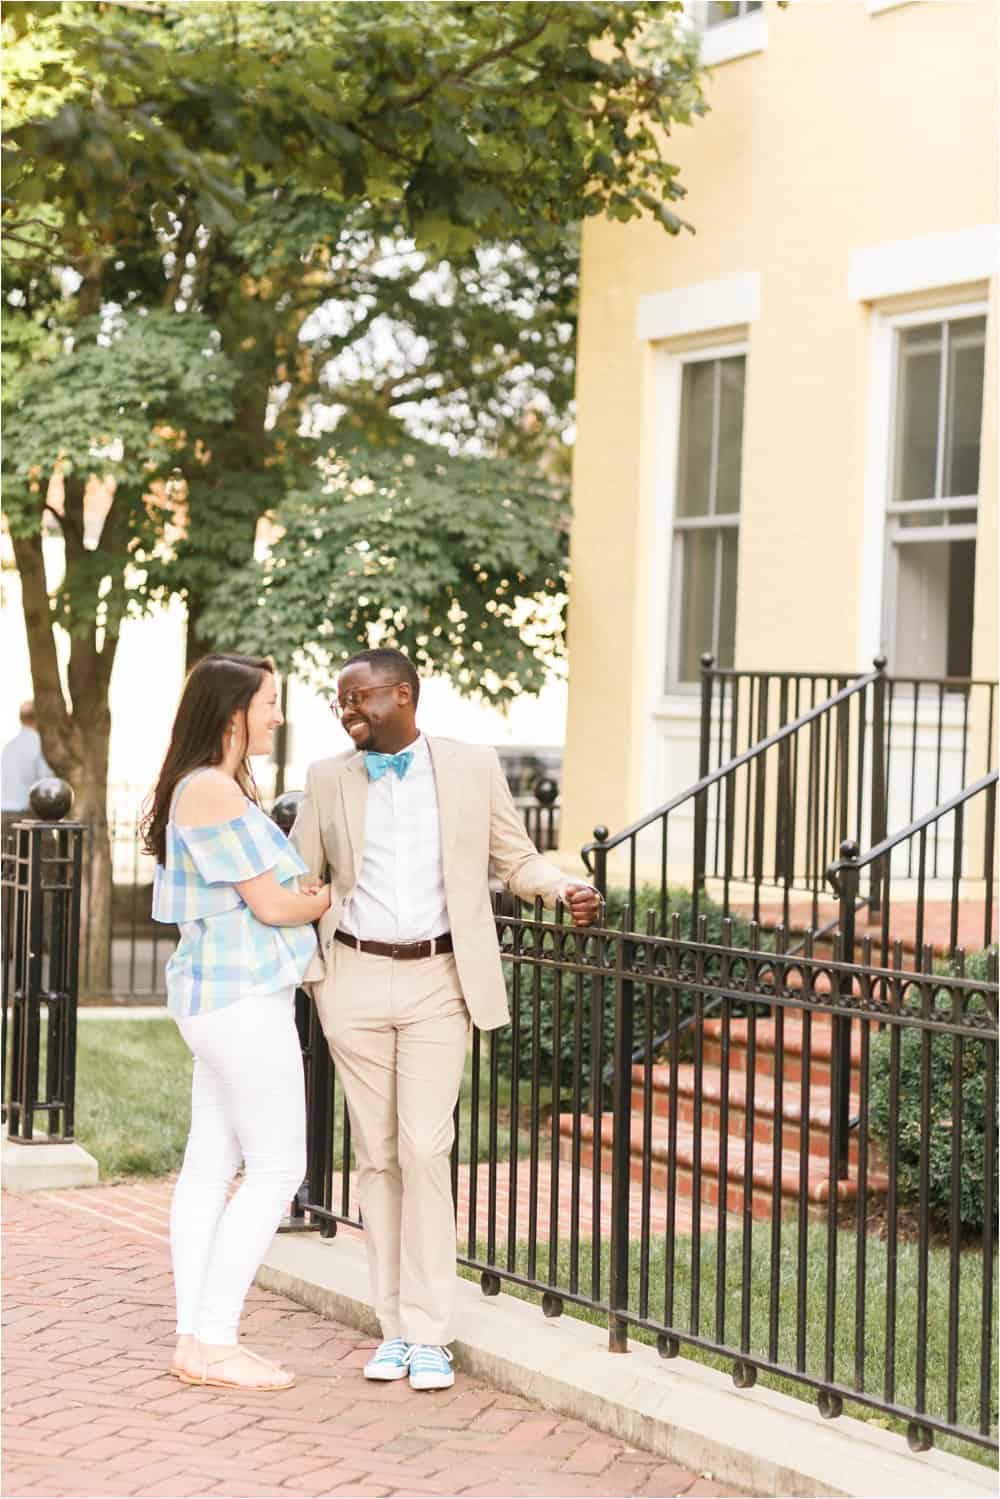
[177,806,304,885]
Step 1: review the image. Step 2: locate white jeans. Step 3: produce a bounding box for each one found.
[170,986,306,1344]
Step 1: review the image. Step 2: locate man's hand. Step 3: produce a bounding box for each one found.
[561,882,603,927]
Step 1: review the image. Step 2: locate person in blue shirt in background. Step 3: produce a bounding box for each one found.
[1,701,52,849]
[144,653,330,1394]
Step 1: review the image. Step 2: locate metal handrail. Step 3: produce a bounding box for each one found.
[581,668,879,869]
[826,768,1000,893]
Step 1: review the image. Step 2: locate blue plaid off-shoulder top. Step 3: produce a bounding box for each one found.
[152,771,318,1018]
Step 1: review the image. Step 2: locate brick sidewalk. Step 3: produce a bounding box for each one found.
[2,1186,740,1499]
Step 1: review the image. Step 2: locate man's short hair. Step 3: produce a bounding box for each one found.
[19,701,35,726]
[341,648,420,706]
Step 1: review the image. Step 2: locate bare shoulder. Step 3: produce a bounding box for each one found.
[174,770,247,828]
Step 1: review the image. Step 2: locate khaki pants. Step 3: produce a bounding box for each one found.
[320,943,470,1346]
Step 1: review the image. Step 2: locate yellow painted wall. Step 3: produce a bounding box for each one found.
[560,0,999,859]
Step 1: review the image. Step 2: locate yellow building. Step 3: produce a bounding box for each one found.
[559,0,998,877]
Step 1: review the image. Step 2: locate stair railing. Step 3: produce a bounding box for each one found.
[583,665,887,937]
[824,768,998,1176]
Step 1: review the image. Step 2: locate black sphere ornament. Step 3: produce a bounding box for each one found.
[28,778,74,821]
[533,776,559,807]
[270,791,304,835]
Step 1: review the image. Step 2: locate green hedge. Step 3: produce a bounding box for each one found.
[868,950,997,1234]
[495,885,757,1094]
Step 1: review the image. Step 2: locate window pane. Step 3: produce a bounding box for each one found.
[675,529,717,684]
[893,538,976,678]
[943,317,986,497]
[718,526,739,669]
[676,360,715,517]
[716,356,745,515]
[704,0,761,22]
[894,325,941,503]
[706,1,741,23]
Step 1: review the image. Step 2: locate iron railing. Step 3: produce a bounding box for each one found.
[2,811,84,1141]
[585,659,997,942]
[583,668,886,935]
[298,895,999,1461]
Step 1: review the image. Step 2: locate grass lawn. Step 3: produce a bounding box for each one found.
[76,1015,191,1177]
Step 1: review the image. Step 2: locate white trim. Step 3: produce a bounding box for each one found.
[699,7,768,67]
[857,298,989,672]
[637,273,761,344]
[848,226,1000,303]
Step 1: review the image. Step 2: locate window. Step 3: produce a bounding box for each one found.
[691,0,767,66]
[668,354,745,686]
[704,0,762,23]
[885,314,985,678]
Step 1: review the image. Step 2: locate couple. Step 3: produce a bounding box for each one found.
[146,648,600,1395]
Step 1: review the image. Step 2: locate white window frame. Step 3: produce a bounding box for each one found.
[649,337,749,706]
[857,297,989,678]
[683,0,767,67]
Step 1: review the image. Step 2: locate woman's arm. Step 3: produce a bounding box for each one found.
[175,770,330,926]
[234,869,331,927]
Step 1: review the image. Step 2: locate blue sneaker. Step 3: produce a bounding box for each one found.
[363,1337,410,1381]
[406,1343,455,1391]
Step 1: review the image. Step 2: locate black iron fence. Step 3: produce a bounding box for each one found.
[298,894,998,1461]
[583,660,998,946]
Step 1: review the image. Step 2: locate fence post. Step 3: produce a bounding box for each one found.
[608,916,633,1353]
[269,791,317,1229]
[869,655,888,918]
[833,838,860,1180]
[2,780,95,1186]
[693,654,715,909]
[591,826,609,901]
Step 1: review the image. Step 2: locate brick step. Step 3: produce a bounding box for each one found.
[629,1064,880,1170]
[557,1110,887,1223]
[701,1014,872,1088]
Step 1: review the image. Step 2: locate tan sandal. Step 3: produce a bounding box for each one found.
[177,1345,295,1392]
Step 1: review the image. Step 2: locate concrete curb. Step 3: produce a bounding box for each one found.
[258,1232,996,1499]
[2,1138,100,1192]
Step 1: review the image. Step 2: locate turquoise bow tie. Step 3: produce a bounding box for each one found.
[365,750,414,782]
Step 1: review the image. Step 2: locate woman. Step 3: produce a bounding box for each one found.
[143,652,330,1392]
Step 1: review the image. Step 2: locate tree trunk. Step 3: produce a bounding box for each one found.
[73,723,114,997]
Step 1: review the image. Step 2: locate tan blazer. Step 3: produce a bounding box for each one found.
[290,735,567,1030]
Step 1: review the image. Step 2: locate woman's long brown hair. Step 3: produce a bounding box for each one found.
[140,652,274,864]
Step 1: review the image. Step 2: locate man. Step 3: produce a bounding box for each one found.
[292,648,600,1392]
[1,701,52,849]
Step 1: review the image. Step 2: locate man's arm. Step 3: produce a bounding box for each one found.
[487,754,601,926]
[289,764,327,884]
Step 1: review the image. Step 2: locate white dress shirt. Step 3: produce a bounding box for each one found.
[340,734,450,942]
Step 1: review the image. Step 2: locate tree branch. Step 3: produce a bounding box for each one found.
[10,528,81,775]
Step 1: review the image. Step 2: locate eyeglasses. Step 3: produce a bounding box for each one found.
[330,682,405,717]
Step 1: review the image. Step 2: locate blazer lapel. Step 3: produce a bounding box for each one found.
[340,753,368,878]
[427,736,462,868]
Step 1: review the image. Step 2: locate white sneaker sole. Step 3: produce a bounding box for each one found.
[364,1364,408,1381]
[409,1371,455,1390]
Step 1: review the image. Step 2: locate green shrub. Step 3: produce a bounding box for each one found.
[868,950,997,1234]
[494,884,758,1094]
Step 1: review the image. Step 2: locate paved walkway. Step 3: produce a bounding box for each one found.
[3,1185,739,1499]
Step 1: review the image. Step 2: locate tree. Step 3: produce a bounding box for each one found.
[3,0,704,985]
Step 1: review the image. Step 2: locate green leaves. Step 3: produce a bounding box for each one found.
[199,434,569,705]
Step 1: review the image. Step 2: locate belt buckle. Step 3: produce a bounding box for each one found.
[391,942,402,960]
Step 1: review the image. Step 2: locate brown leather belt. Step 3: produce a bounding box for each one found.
[335,930,454,960]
